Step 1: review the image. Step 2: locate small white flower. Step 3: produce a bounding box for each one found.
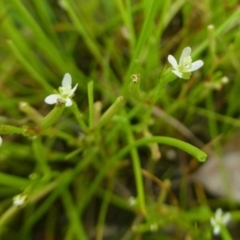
[221,76,229,84]
[13,193,28,207]
[168,47,204,79]
[45,73,78,107]
[0,136,2,146]
[150,223,158,232]
[210,208,231,236]
[128,196,136,206]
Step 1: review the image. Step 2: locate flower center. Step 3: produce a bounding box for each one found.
[179,56,192,72]
[59,86,72,98]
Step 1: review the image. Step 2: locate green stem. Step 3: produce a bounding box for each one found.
[220,226,232,240]
[152,68,176,103]
[6,40,52,91]
[124,0,161,91]
[129,73,143,102]
[97,96,125,128]
[96,178,115,240]
[61,190,88,240]
[124,118,146,215]
[71,102,88,132]
[19,102,43,124]
[40,103,65,130]
[119,136,207,162]
[32,137,51,181]
[0,173,29,189]
[88,81,94,129]
[61,0,103,65]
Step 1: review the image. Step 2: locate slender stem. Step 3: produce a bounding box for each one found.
[32,137,51,181]
[88,81,94,129]
[220,226,232,240]
[61,190,88,240]
[71,102,89,132]
[124,0,161,91]
[96,178,115,240]
[121,136,207,162]
[124,118,146,215]
[97,96,125,129]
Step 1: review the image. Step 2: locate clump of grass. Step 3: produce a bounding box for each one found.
[0,0,240,239]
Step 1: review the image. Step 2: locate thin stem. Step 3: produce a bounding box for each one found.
[124,117,146,215]
[220,226,232,240]
[124,0,161,91]
[96,178,115,240]
[71,102,89,132]
[88,81,94,129]
[61,190,88,240]
[32,137,51,181]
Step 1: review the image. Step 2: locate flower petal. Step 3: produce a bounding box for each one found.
[62,73,72,87]
[65,98,73,107]
[179,47,191,64]
[70,83,78,95]
[213,225,220,236]
[215,208,223,219]
[210,217,216,226]
[167,55,178,69]
[0,136,2,146]
[188,60,204,72]
[223,213,231,225]
[172,69,183,78]
[45,94,60,104]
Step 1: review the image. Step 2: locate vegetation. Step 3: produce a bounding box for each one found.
[0,0,240,239]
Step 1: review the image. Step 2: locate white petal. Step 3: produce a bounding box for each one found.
[210,217,216,226]
[223,213,231,224]
[168,55,178,69]
[188,60,204,72]
[213,226,220,236]
[65,98,72,107]
[179,47,191,64]
[70,83,78,95]
[215,208,223,219]
[45,94,60,104]
[0,136,2,146]
[62,73,72,87]
[172,69,183,78]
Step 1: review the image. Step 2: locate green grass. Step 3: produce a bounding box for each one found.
[0,0,240,239]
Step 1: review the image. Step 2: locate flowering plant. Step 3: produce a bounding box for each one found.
[210,208,231,236]
[168,47,204,79]
[45,73,78,107]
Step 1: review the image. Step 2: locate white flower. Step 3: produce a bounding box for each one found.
[210,208,231,236]
[13,193,28,206]
[0,136,2,146]
[167,47,204,79]
[45,73,78,107]
[128,196,136,206]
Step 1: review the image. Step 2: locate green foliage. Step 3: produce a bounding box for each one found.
[0,0,240,239]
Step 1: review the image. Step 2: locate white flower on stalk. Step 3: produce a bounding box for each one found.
[210,208,231,236]
[45,73,78,107]
[13,193,28,207]
[167,47,204,79]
